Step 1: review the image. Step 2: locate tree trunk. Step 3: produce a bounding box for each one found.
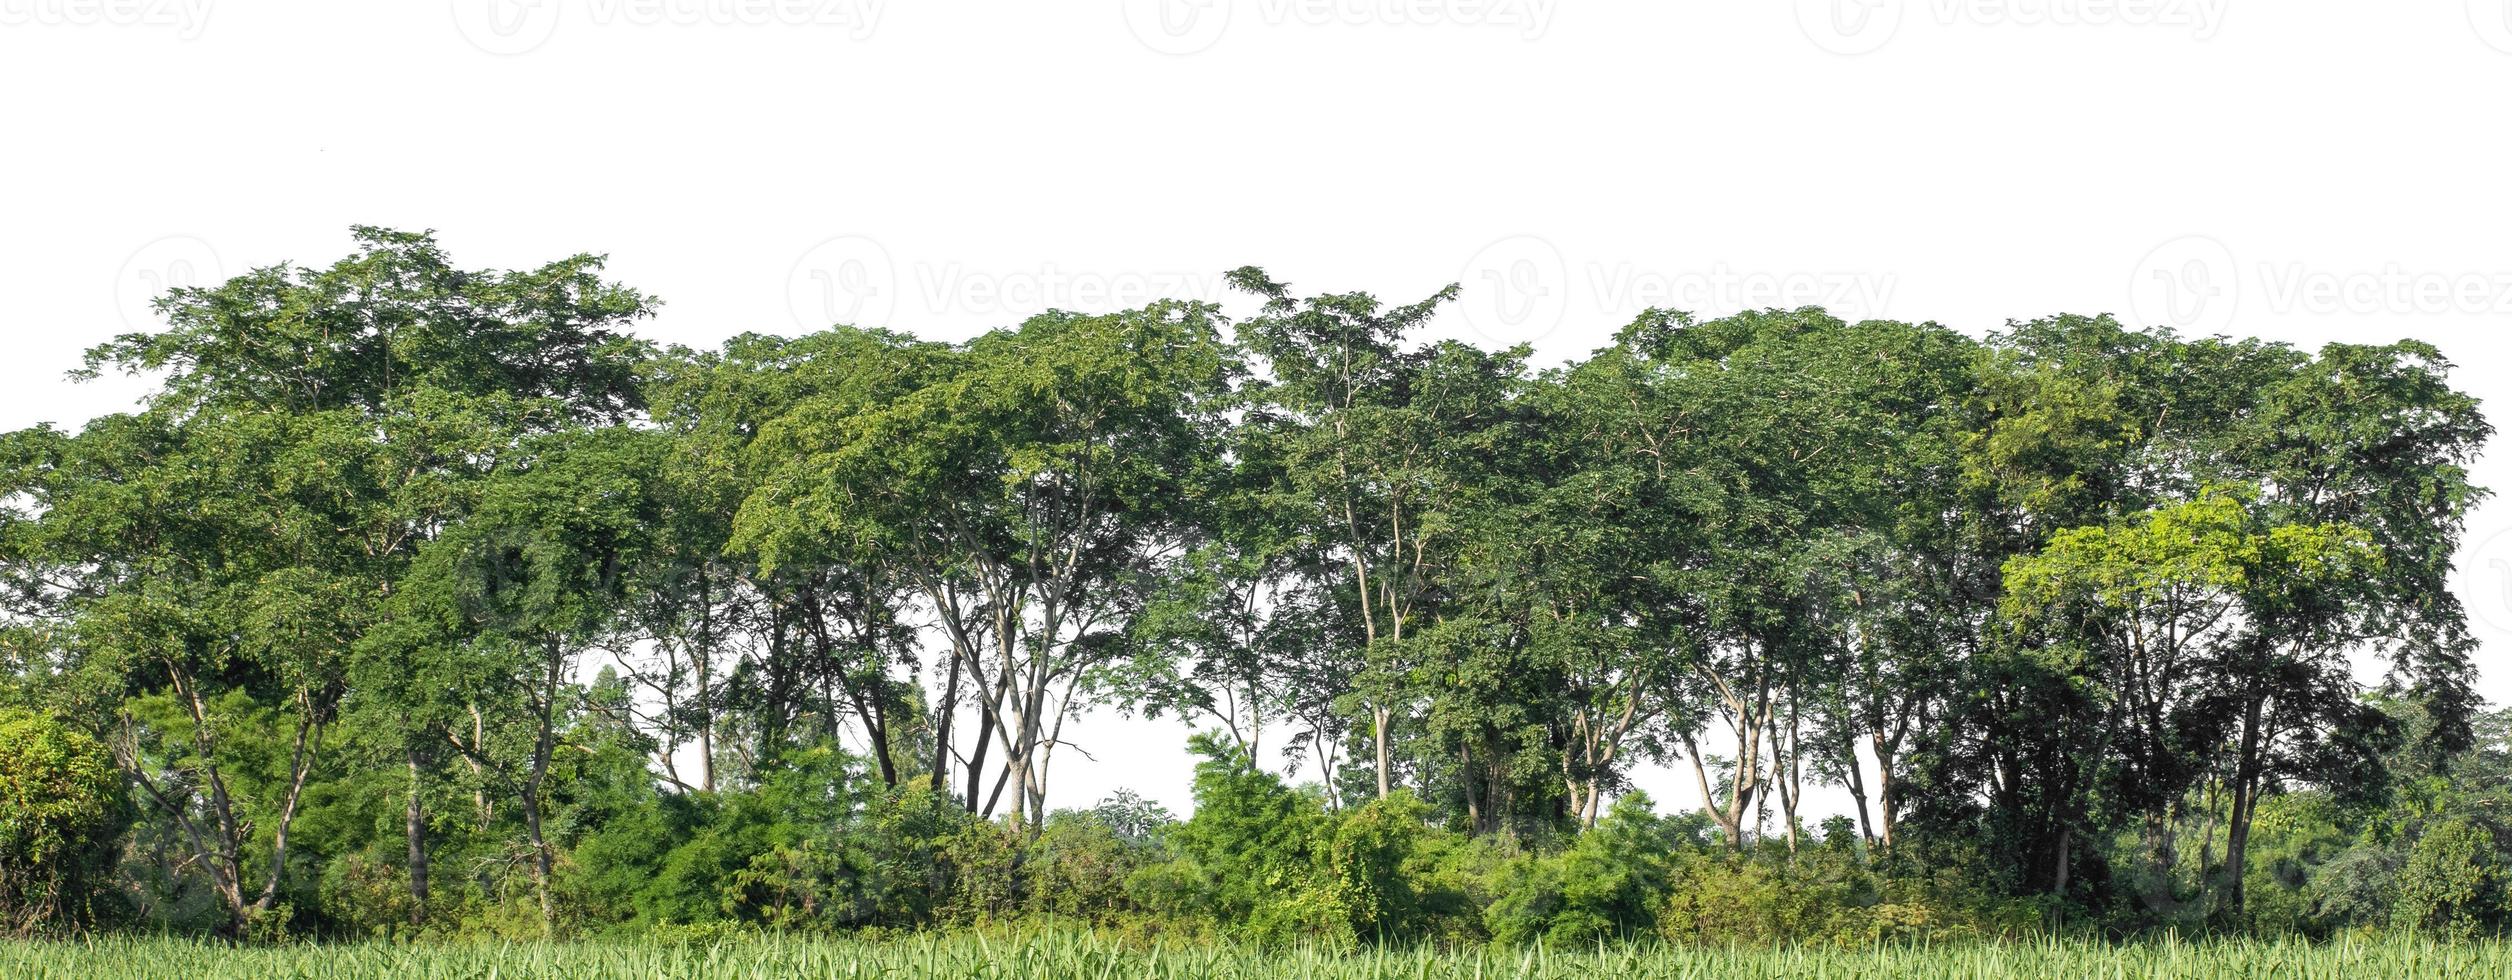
[696,566,716,793]
[1843,740,1875,845]
[467,704,493,828]
[965,711,994,814]
[2219,693,2266,920]
[1372,706,1392,799]
[405,749,430,927]
[695,652,715,794]
[525,638,561,934]
[2051,825,2074,902]
[166,666,251,923]
[1767,709,1799,854]
[1679,730,1746,846]
[933,644,960,800]
[252,708,321,914]
[523,781,552,931]
[1871,733,1899,851]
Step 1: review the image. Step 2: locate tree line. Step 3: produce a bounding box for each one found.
[0,227,2501,943]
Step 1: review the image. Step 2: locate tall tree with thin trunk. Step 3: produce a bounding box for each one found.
[736,304,1231,829]
[0,228,653,933]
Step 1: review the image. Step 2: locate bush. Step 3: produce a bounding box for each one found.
[1486,793,1688,946]
[1319,790,1431,940]
[314,850,423,940]
[1164,734,1328,928]
[2237,792,2352,936]
[1650,832,2032,947]
[2391,816,2508,939]
[1025,809,1159,924]
[566,791,711,931]
[1656,849,1862,946]
[0,709,130,935]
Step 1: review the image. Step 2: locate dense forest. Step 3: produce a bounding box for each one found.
[1,227,2504,948]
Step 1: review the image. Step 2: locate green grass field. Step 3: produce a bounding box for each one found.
[5,933,2508,979]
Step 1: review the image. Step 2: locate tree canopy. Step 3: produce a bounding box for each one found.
[0,230,2496,942]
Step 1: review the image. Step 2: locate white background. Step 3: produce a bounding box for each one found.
[5,0,2510,819]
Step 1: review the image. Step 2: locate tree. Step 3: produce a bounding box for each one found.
[0,228,660,934]
[1916,315,2248,896]
[376,426,668,930]
[1,237,2498,943]
[1118,543,1299,766]
[645,328,955,794]
[1595,308,1948,849]
[1167,732,1329,927]
[1229,268,1513,804]
[737,304,1233,829]
[2001,489,2379,904]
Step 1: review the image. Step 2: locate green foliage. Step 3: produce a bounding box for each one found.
[0,231,2500,952]
[18,932,2512,979]
[1319,791,1433,940]
[2235,792,2353,936]
[2391,818,2508,939]
[1165,734,1330,932]
[1487,794,1688,946]
[1025,809,1161,925]
[0,709,130,934]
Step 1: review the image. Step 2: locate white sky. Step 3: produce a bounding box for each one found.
[5,0,2511,822]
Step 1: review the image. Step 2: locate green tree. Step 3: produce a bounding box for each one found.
[0,228,656,934]
[645,330,958,792]
[1227,268,1486,803]
[378,426,668,930]
[2001,489,2378,905]
[736,305,1232,829]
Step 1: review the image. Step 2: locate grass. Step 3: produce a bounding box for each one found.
[5,931,2510,979]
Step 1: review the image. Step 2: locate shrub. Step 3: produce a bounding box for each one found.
[314,850,423,940]
[1656,850,1861,946]
[2238,791,2352,936]
[2391,816,2508,939]
[0,709,130,935]
[1319,790,1430,940]
[1165,734,1328,927]
[1025,810,1158,924]
[1486,793,1686,946]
